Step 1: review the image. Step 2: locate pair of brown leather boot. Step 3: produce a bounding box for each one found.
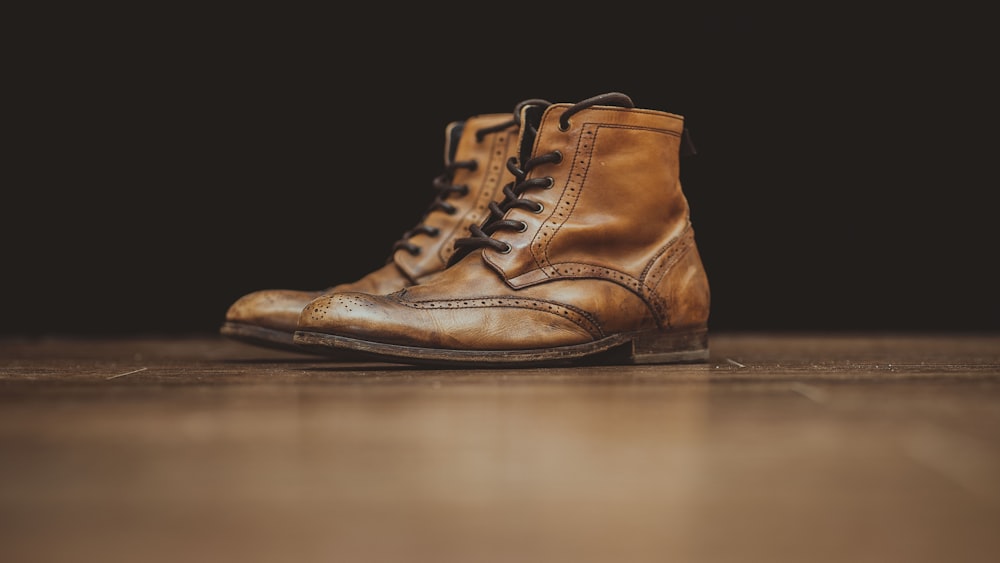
[221,92,711,366]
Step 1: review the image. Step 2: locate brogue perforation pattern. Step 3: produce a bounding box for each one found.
[392,295,604,338]
[517,122,690,327]
[549,263,643,292]
[303,294,376,322]
[531,123,683,282]
[439,132,514,263]
[545,262,662,325]
[532,125,597,277]
[640,226,695,327]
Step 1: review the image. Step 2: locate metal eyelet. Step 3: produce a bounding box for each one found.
[499,242,513,254]
[428,227,440,237]
[558,118,570,132]
[551,150,563,163]
[532,203,544,214]
[543,176,555,189]
[517,221,528,232]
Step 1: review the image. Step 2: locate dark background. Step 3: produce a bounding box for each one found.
[5,7,997,337]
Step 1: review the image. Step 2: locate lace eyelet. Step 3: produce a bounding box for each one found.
[499,242,513,254]
[428,227,440,237]
[532,203,544,214]
[551,150,563,163]
[517,221,528,232]
[544,176,555,189]
[558,118,570,132]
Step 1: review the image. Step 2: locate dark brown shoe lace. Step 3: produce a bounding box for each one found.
[449,92,636,263]
[391,158,478,256]
[390,98,553,258]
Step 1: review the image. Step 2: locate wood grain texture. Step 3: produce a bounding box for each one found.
[1,332,998,563]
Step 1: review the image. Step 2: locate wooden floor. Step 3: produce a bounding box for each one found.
[1,332,998,563]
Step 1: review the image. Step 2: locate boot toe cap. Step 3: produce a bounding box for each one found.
[299,292,386,331]
[226,289,323,331]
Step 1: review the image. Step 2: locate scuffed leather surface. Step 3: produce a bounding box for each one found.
[298,102,710,351]
[223,113,519,335]
[226,289,327,332]
[393,113,520,281]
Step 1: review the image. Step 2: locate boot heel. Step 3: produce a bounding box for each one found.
[627,326,709,364]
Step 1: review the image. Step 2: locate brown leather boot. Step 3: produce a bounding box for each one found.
[220,106,533,352]
[294,92,711,366]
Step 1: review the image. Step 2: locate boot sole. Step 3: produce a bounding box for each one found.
[220,321,302,352]
[292,327,709,367]
[221,322,389,361]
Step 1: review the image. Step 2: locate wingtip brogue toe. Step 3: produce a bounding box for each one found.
[219,110,526,354]
[293,93,711,367]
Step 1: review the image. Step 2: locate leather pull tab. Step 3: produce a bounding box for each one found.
[444,121,464,166]
[681,128,697,158]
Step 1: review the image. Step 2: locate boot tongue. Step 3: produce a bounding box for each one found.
[517,103,547,165]
[443,120,464,166]
[442,99,551,268]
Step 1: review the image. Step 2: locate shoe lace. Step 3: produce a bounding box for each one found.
[449,92,635,264]
[390,98,551,256]
[391,159,478,256]
[390,98,553,257]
